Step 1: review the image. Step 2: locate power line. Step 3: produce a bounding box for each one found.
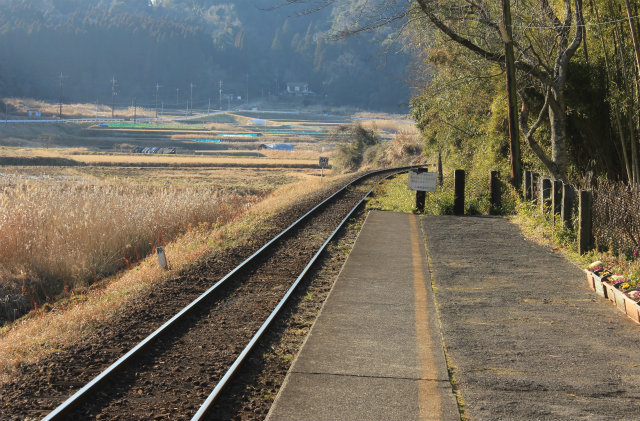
[510,13,640,30]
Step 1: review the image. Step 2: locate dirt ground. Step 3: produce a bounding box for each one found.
[422,216,640,420]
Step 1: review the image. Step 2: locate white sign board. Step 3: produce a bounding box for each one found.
[408,171,437,192]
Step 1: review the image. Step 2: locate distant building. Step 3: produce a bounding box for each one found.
[285,82,311,96]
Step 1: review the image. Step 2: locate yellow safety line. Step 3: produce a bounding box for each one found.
[410,214,442,421]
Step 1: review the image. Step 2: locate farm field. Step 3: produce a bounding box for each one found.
[0,105,420,386]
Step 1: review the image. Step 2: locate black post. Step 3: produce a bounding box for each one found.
[416,191,426,213]
[552,180,562,224]
[561,183,575,229]
[490,171,501,212]
[454,169,465,215]
[437,151,443,187]
[524,170,532,200]
[579,190,594,255]
[414,167,429,212]
[540,178,552,212]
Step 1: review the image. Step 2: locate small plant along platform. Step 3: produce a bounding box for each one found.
[585,261,640,324]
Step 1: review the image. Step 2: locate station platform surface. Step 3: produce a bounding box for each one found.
[265,210,460,421]
[267,210,640,420]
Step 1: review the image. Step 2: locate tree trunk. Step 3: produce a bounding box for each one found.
[548,96,568,180]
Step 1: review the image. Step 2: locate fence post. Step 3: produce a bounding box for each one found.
[437,151,443,187]
[454,169,465,215]
[524,170,532,200]
[540,178,552,212]
[552,180,562,224]
[578,190,594,255]
[561,183,575,229]
[490,171,501,211]
[531,173,540,204]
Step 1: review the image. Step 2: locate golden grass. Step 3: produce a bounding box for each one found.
[0,172,348,386]
[358,120,419,135]
[0,177,255,298]
[0,147,83,159]
[258,149,335,160]
[69,153,317,166]
[3,97,156,119]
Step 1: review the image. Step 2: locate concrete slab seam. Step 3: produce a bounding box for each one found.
[419,217,466,421]
[286,370,452,382]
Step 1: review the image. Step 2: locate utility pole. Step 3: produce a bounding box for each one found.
[58,72,64,120]
[501,0,521,188]
[189,82,196,115]
[246,73,249,106]
[155,82,162,120]
[176,88,180,107]
[95,98,98,119]
[133,97,137,124]
[219,80,223,110]
[111,76,117,119]
[208,98,210,114]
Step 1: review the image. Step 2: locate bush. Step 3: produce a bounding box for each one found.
[332,124,424,173]
[331,123,380,173]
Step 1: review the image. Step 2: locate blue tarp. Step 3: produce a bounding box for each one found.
[193,139,221,143]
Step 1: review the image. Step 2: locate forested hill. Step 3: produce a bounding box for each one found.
[0,0,409,111]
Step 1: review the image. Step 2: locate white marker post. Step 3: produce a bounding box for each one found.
[156,246,168,270]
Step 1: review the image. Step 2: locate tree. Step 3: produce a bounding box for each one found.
[413,0,586,180]
[287,0,585,180]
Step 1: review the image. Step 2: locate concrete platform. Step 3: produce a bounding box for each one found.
[265,211,460,421]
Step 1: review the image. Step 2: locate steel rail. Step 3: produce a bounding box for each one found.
[42,166,416,421]
[190,170,406,420]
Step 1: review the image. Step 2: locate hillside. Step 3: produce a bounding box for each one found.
[0,0,409,111]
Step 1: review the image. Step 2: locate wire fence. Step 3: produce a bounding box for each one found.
[592,179,640,256]
[427,169,515,216]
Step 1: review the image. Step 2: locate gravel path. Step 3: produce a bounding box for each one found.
[422,216,640,420]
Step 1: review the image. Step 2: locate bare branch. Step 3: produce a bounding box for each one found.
[415,0,551,83]
[518,88,556,172]
[540,0,563,31]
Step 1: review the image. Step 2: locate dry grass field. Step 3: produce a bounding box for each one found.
[0,140,336,324]
[0,172,343,385]
[4,97,157,119]
[0,103,419,385]
[0,176,254,297]
[69,153,317,167]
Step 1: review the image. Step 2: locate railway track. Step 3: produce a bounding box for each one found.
[26,166,415,420]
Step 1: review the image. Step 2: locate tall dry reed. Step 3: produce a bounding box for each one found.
[0,177,257,301]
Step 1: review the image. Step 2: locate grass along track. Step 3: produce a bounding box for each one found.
[0,169,404,420]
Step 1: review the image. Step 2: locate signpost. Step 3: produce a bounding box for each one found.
[407,168,437,212]
[319,156,329,179]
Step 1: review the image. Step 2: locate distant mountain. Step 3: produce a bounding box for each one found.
[0,0,409,111]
